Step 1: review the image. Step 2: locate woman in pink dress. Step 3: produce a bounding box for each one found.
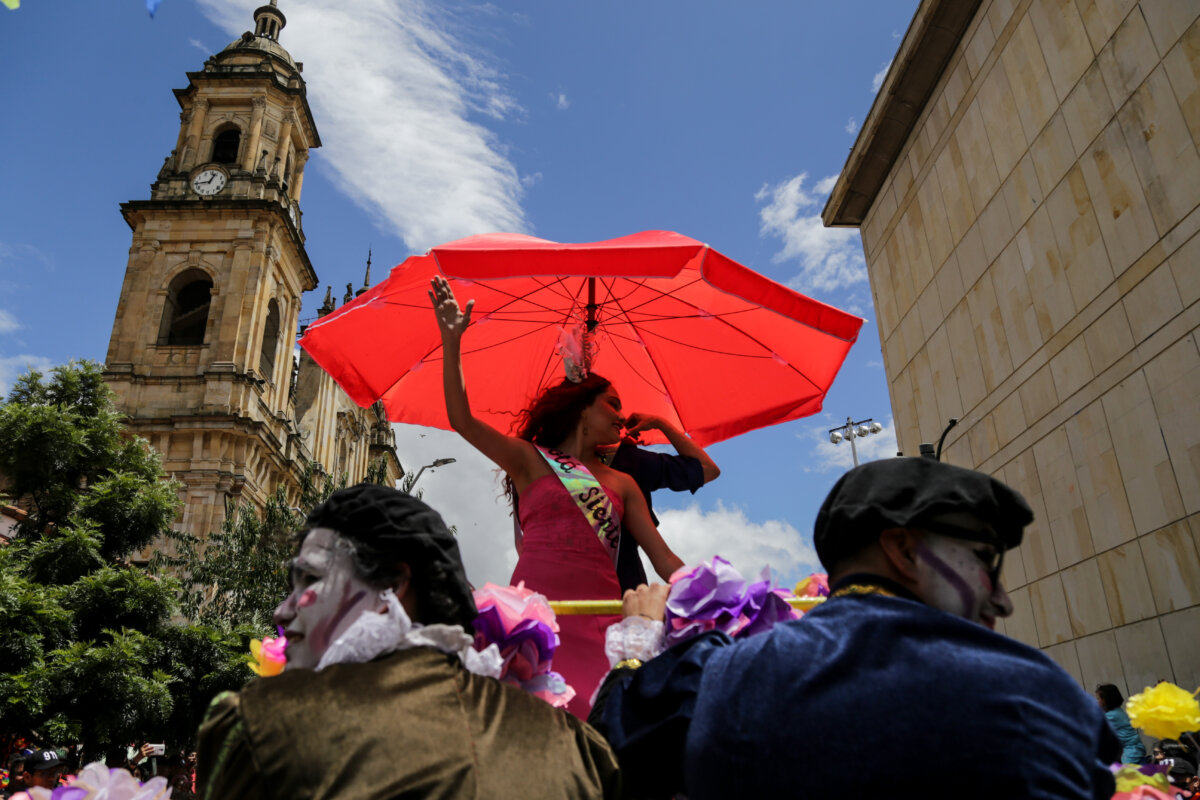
[430,276,683,716]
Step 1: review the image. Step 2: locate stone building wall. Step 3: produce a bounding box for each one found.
[826,0,1200,694]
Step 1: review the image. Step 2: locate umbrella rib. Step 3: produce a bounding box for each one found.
[613,327,775,359]
[601,260,824,398]
[600,277,686,412]
[464,276,577,320]
[444,325,559,360]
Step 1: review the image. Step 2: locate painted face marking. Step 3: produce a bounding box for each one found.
[310,586,370,652]
[273,528,381,671]
[915,540,977,618]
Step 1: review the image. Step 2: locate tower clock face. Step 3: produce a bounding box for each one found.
[192,169,227,196]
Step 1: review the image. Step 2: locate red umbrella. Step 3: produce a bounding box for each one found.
[299,231,863,447]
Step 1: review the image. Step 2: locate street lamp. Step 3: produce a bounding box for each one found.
[410,457,456,487]
[828,416,884,467]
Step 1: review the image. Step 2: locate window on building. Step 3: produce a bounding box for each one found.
[211,128,241,165]
[158,270,213,346]
[259,299,281,378]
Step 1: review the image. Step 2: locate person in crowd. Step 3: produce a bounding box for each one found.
[1,753,31,799]
[431,276,683,716]
[1095,683,1150,764]
[598,413,720,592]
[161,753,195,800]
[197,483,619,800]
[1,750,63,797]
[589,457,1120,799]
[1154,740,1198,786]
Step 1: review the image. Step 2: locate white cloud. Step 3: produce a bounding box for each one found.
[0,310,19,335]
[521,172,543,188]
[390,424,520,587]
[801,415,898,474]
[653,502,821,589]
[755,172,868,293]
[189,38,212,55]
[871,58,894,93]
[0,241,54,272]
[197,0,528,250]
[845,117,858,135]
[0,355,55,398]
[552,92,569,110]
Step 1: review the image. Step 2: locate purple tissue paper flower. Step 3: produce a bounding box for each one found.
[665,557,799,647]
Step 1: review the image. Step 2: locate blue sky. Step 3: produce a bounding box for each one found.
[0,0,919,588]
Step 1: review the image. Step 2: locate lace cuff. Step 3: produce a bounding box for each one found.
[604,616,665,667]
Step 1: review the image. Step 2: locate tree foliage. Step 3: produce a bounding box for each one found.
[0,362,251,755]
[159,465,342,632]
[162,457,394,632]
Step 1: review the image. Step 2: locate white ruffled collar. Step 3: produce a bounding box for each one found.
[316,589,503,679]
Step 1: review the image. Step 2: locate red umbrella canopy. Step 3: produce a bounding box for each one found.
[299,231,864,447]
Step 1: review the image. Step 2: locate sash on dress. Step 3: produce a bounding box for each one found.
[534,446,621,567]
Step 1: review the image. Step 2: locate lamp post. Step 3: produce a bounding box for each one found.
[410,457,456,488]
[828,416,884,467]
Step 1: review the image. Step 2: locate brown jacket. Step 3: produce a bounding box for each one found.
[197,648,620,799]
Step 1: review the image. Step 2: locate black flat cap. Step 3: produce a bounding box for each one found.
[813,458,1033,569]
[306,484,476,630]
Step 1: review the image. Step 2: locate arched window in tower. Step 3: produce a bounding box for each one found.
[158,269,213,346]
[259,299,281,378]
[211,127,241,165]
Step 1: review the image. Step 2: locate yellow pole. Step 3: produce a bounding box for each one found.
[548,595,825,615]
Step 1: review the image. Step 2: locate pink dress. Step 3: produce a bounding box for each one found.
[511,473,623,718]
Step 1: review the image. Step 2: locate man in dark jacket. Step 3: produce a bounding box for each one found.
[591,457,1120,799]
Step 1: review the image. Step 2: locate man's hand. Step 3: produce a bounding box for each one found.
[622,583,669,622]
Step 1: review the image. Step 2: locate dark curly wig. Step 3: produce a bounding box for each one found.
[304,483,477,633]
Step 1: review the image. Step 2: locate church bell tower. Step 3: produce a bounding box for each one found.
[104,1,323,538]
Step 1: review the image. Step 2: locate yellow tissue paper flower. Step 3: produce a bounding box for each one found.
[1126,682,1200,740]
[249,636,287,677]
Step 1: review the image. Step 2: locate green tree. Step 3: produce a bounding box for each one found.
[161,456,394,632]
[160,466,339,632]
[0,362,250,755]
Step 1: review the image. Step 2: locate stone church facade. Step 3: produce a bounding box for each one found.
[825,0,1200,692]
[103,2,402,542]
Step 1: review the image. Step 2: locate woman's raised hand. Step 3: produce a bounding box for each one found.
[429,276,474,342]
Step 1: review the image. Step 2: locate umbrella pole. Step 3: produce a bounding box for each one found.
[586,277,597,331]
[585,276,597,373]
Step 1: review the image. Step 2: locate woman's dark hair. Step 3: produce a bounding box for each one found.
[304,484,477,633]
[1094,683,1124,711]
[514,374,612,446]
[503,374,612,504]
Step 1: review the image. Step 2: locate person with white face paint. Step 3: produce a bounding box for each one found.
[589,457,1121,800]
[196,484,620,800]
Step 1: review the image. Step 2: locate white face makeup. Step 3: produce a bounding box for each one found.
[913,531,1013,629]
[273,527,382,670]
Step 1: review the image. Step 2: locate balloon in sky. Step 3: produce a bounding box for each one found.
[147,0,163,17]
